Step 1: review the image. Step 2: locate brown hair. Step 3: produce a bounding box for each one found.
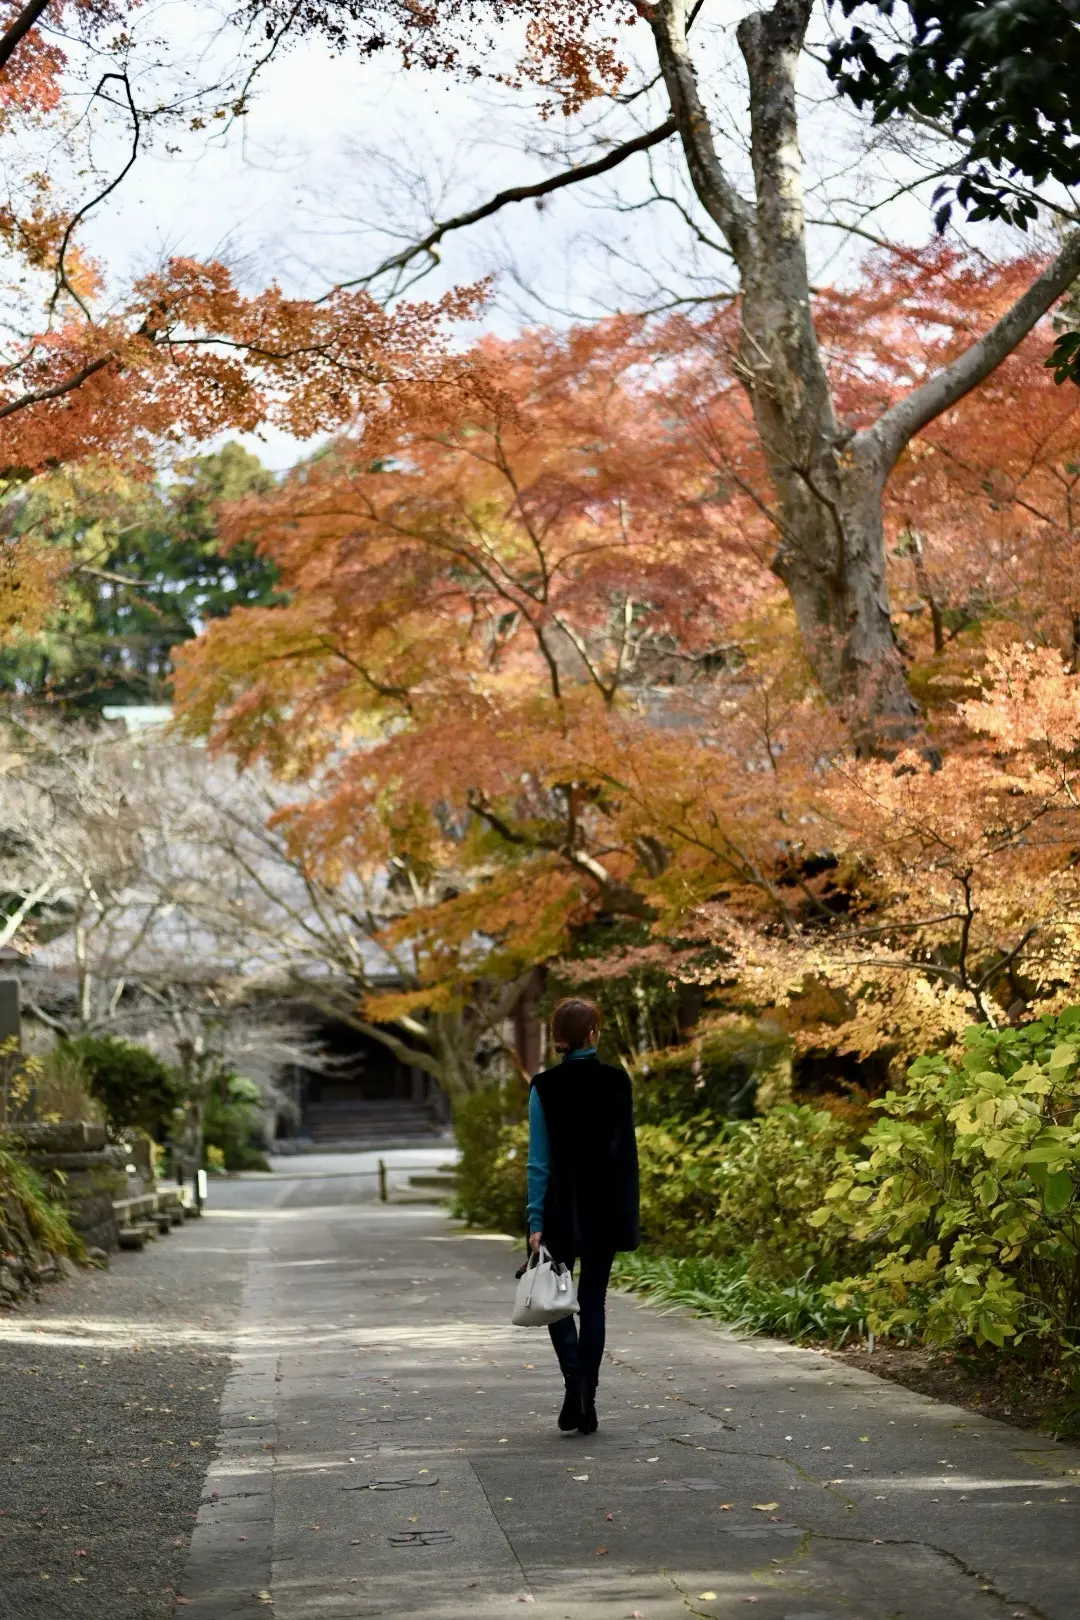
[551,996,601,1053]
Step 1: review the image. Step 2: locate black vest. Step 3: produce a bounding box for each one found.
[531,1056,640,1262]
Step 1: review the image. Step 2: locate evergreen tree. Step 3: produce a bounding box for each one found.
[0,444,280,713]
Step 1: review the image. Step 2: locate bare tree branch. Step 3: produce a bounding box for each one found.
[332,117,679,295]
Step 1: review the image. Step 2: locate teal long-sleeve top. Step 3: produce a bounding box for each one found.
[526,1046,596,1233]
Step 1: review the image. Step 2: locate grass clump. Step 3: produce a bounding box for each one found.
[611,1251,864,1343]
[0,1145,82,1266]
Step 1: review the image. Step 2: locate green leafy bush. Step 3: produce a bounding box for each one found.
[452,1081,528,1234]
[63,1036,180,1137]
[612,1251,864,1342]
[816,1008,1080,1357]
[631,1018,791,1124]
[453,1082,856,1279]
[638,1104,858,1279]
[203,1076,270,1172]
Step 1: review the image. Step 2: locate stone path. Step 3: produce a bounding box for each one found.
[174,1169,1080,1620]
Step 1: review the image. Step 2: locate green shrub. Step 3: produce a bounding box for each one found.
[612,1251,864,1342]
[631,1018,791,1124]
[816,1007,1080,1358]
[452,1081,528,1233]
[63,1036,180,1137]
[638,1103,859,1279]
[203,1076,270,1172]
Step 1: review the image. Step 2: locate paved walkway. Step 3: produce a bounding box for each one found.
[176,1167,1080,1620]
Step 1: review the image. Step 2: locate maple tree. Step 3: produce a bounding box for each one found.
[240,0,1080,747]
[173,257,1080,1084]
[4,2,1074,744]
[171,320,764,1006]
[171,316,839,1054]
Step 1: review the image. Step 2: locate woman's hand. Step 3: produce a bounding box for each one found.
[528,1230,543,1253]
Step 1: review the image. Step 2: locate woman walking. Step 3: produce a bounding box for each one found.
[527,996,639,1435]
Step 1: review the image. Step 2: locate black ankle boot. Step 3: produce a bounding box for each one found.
[577,1382,598,1435]
[558,1379,583,1431]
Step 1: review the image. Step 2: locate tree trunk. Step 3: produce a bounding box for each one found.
[650,0,921,748]
[647,0,1080,753]
[736,0,920,748]
[767,445,920,749]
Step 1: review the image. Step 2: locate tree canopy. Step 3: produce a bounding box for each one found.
[172,250,1080,1078]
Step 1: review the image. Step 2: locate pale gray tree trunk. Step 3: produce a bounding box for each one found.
[649,0,1080,747]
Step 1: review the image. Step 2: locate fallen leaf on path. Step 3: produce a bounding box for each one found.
[632,1612,645,1618]
[605,1512,615,1521]
[752,1503,779,1512]
[573,1474,589,1481]
[719,1503,733,1511]
[859,1436,869,1442]
[595,1546,608,1556]
[646,1456,659,1462]
[516,1596,534,1604]
[697,1593,717,1602]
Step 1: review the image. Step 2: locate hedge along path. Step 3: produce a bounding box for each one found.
[816,1008,1080,1358]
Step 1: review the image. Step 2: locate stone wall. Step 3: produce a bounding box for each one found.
[7,1121,127,1253]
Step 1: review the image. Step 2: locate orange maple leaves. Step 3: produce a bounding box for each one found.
[173,316,821,991]
[0,261,483,475]
[171,250,1080,1037]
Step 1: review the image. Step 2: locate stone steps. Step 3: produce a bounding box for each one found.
[111,1186,199,1251]
[305,1099,442,1146]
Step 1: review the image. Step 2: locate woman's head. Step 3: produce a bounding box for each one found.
[551,996,601,1053]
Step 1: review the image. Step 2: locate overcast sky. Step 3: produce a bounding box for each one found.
[54,0,1031,469]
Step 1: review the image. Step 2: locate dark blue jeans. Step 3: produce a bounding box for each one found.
[548,1249,616,1391]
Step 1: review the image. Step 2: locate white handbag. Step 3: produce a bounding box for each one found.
[512,1246,578,1327]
